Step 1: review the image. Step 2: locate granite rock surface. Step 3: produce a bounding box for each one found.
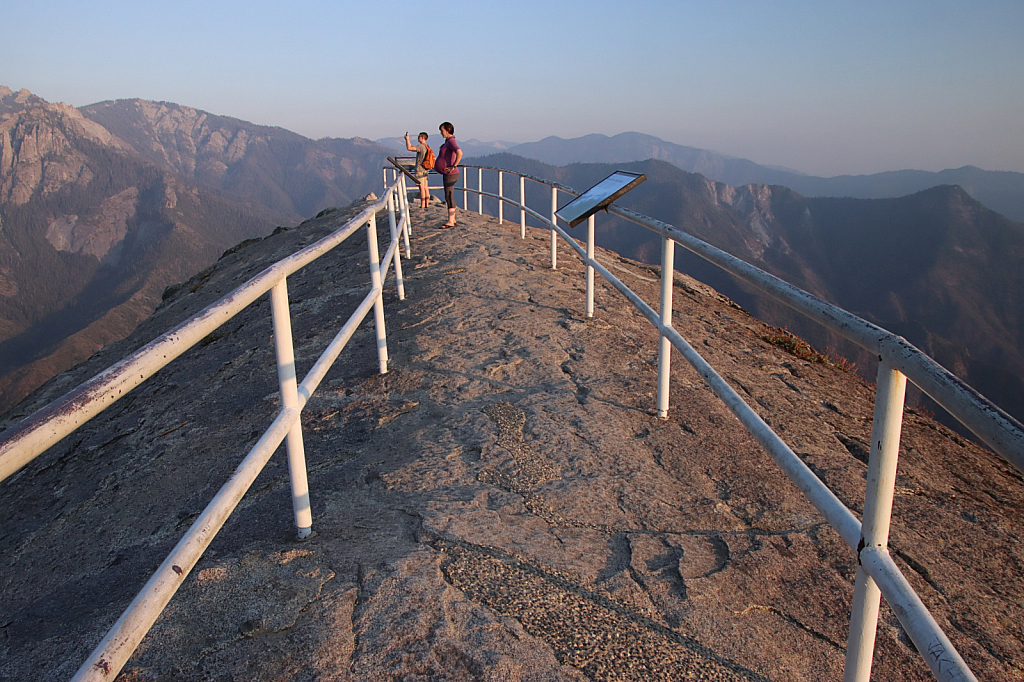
[1,197,1022,681]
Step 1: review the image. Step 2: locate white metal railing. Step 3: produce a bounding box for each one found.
[1,156,1019,680]
[0,174,415,681]
[384,161,1024,682]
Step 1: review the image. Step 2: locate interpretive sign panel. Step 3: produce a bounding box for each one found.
[387,156,419,183]
[555,171,646,227]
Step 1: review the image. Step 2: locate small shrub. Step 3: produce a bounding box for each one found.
[758,324,856,372]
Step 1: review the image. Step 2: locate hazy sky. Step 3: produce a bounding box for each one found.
[4,0,1022,176]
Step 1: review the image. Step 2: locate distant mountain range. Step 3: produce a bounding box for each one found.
[83,99,393,219]
[471,154,1024,425]
[486,132,1024,222]
[4,84,1023,429]
[0,87,393,413]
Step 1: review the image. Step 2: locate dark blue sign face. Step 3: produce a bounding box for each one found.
[556,171,646,227]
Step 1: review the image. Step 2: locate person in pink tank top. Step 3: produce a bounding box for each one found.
[436,121,463,228]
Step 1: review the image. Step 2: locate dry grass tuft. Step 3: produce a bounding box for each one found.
[758,324,857,372]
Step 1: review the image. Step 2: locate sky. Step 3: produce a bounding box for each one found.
[3,0,1023,177]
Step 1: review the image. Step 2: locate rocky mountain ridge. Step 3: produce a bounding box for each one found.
[1,200,1020,681]
[0,87,294,414]
[81,98,394,218]
[499,132,1024,221]
[0,87,127,207]
[0,87,398,415]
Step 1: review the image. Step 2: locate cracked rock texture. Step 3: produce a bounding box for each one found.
[1,197,1022,681]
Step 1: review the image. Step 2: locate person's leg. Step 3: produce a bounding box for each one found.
[443,179,457,226]
[418,179,428,207]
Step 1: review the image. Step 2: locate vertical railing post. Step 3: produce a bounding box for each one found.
[400,174,412,259]
[520,175,526,239]
[463,171,468,210]
[387,190,406,301]
[478,167,483,215]
[844,360,908,682]
[656,237,675,418]
[270,279,312,539]
[366,213,389,374]
[550,186,558,269]
[387,185,397,235]
[498,171,504,224]
[586,214,595,318]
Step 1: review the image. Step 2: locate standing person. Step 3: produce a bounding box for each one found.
[436,121,463,228]
[404,131,432,208]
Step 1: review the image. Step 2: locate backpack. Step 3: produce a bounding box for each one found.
[422,145,435,170]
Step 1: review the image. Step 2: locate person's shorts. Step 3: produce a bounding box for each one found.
[415,170,429,183]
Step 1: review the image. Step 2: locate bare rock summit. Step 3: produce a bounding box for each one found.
[0,200,1021,681]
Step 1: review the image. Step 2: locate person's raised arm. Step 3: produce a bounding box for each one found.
[404,132,417,152]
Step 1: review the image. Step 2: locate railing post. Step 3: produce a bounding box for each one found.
[463,171,468,210]
[550,186,558,269]
[498,171,504,224]
[400,174,412,258]
[656,237,675,418]
[270,279,312,539]
[478,167,483,215]
[388,184,397,235]
[520,175,526,239]
[387,190,406,301]
[586,214,595,318]
[366,213,389,374]
[844,360,908,682]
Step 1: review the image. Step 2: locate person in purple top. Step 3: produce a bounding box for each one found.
[436,121,463,228]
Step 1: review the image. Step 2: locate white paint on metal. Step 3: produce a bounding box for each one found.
[270,280,313,538]
[845,361,907,681]
[520,175,526,239]
[71,406,301,682]
[860,547,978,682]
[3,177,419,682]
[0,196,388,483]
[399,174,412,258]
[586,214,595,318]
[462,164,1014,682]
[9,160,1016,682]
[387,191,406,301]
[550,186,558,269]
[297,289,380,407]
[606,203,1024,472]
[657,236,675,419]
[366,213,389,374]
[549,216,863,549]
